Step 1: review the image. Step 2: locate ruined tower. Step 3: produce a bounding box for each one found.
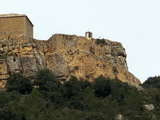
[0,13,33,38]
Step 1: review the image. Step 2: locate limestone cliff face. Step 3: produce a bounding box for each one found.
[0,33,141,89]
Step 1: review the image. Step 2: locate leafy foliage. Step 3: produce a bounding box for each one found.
[34,69,59,91]
[6,73,33,94]
[142,76,160,90]
[1,70,160,119]
[92,75,111,97]
[142,76,160,115]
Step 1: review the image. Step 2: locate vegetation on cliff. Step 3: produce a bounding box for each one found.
[0,69,160,120]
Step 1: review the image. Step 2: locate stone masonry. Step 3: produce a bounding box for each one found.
[0,13,33,38]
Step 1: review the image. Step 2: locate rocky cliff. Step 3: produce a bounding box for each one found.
[0,33,141,89]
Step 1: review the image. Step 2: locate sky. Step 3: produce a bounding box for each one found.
[1,0,160,83]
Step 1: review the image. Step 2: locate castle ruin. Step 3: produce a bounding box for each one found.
[0,13,33,38]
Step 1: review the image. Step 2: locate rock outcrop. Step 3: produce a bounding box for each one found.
[143,104,155,111]
[0,33,141,89]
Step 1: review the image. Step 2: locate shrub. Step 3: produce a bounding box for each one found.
[34,69,59,91]
[6,73,33,94]
[92,76,111,98]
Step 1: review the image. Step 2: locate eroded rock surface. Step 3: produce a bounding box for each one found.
[143,104,155,111]
[0,33,141,89]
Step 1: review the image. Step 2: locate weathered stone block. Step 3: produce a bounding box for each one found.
[45,53,70,77]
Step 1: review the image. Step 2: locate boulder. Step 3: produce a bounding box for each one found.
[143,104,155,111]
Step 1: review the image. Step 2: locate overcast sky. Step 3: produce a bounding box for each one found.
[1,0,160,83]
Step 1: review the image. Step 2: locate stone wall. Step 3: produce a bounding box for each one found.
[24,16,33,38]
[0,14,33,38]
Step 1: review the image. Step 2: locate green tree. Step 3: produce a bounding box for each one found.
[7,101,25,120]
[85,112,106,120]
[92,76,111,98]
[90,96,119,119]
[0,91,21,120]
[142,76,160,91]
[110,78,131,103]
[6,73,33,94]
[68,86,95,111]
[35,69,59,91]
[142,76,160,114]
[34,69,64,109]
[23,89,47,120]
[61,76,90,99]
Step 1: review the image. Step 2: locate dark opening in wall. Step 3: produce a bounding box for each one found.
[85,31,93,38]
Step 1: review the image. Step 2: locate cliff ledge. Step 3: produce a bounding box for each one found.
[0,33,141,89]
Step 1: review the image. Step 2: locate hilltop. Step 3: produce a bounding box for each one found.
[0,32,140,89]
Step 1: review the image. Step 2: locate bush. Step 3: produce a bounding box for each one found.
[92,76,111,98]
[3,71,160,119]
[6,73,33,94]
[142,76,160,90]
[34,69,59,91]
